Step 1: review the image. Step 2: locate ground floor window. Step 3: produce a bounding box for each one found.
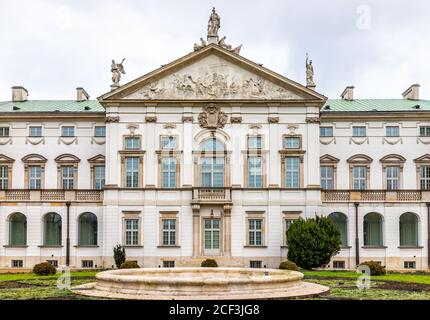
[328,212,348,246]
[363,213,383,246]
[204,219,220,253]
[399,213,418,246]
[78,212,98,246]
[9,213,27,246]
[81,260,94,268]
[404,261,416,269]
[333,261,345,269]
[163,261,175,268]
[125,218,140,246]
[250,260,262,268]
[44,213,62,246]
[12,260,23,268]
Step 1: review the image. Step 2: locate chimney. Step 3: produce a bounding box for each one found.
[341,86,354,101]
[76,87,89,102]
[402,84,420,100]
[12,86,28,102]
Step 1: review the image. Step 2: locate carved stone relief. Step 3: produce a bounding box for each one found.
[198,103,228,129]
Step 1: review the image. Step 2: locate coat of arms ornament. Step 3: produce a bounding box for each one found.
[198,103,228,129]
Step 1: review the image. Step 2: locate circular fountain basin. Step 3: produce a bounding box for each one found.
[72,267,329,300]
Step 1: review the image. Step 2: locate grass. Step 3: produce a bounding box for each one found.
[0,271,97,282]
[303,270,430,285]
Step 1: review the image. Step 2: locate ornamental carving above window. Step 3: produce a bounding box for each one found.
[198,103,228,129]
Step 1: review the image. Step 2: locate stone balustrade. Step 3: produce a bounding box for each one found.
[322,190,427,202]
[192,187,232,203]
[0,189,103,203]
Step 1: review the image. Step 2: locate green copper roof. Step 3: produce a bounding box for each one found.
[322,99,430,112]
[0,100,104,113]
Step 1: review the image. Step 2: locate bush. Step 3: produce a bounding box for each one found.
[360,261,386,276]
[287,216,341,270]
[279,260,299,271]
[33,262,57,276]
[201,259,218,267]
[113,244,126,269]
[120,261,140,269]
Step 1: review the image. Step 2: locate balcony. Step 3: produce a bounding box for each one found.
[0,189,103,203]
[322,190,425,203]
[192,187,232,204]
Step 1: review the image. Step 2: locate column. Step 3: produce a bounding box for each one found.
[192,204,201,257]
[223,204,232,256]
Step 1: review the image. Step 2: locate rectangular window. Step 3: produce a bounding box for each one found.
[163,261,175,268]
[333,261,345,269]
[353,166,367,190]
[47,260,58,268]
[248,157,262,188]
[248,219,263,246]
[352,126,366,137]
[204,219,220,250]
[61,126,75,137]
[420,166,430,190]
[0,127,10,137]
[29,166,42,190]
[12,260,23,268]
[125,219,139,246]
[94,165,105,190]
[320,166,334,190]
[419,126,430,137]
[0,166,9,190]
[320,127,333,137]
[404,261,416,269]
[81,260,94,268]
[94,126,106,137]
[284,137,300,149]
[386,126,399,137]
[285,157,300,188]
[247,136,262,149]
[250,260,262,268]
[284,219,295,245]
[125,157,139,188]
[386,166,400,190]
[162,157,176,188]
[61,166,74,190]
[29,126,42,137]
[125,137,141,150]
[161,136,177,150]
[162,219,176,246]
[200,157,224,187]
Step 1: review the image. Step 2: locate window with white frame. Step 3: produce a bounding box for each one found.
[247,136,262,149]
[320,126,333,137]
[0,127,10,137]
[352,126,366,137]
[320,166,334,190]
[250,260,262,268]
[284,137,300,149]
[29,126,42,137]
[248,156,262,188]
[0,166,8,190]
[420,166,430,190]
[94,126,106,137]
[12,260,23,268]
[404,261,416,269]
[94,165,105,190]
[61,126,75,137]
[28,166,42,190]
[125,157,139,188]
[285,157,300,188]
[161,136,177,150]
[61,166,74,190]
[163,260,175,268]
[386,166,400,190]
[248,219,263,246]
[386,126,399,137]
[200,157,224,187]
[82,260,94,268]
[284,219,295,245]
[161,157,176,188]
[125,219,139,246]
[162,219,176,246]
[419,126,430,137]
[353,166,367,190]
[125,137,141,150]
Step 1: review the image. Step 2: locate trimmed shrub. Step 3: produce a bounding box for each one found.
[360,261,386,276]
[33,262,57,276]
[113,244,126,269]
[279,260,299,271]
[287,216,341,270]
[120,261,140,269]
[201,259,218,267]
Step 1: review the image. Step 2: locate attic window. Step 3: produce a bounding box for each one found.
[371,108,378,112]
[324,105,331,110]
[13,106,20,111]
[413,105,421,109]
[84,106,91,111]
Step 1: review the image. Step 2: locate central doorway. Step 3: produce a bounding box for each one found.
[203,218,221,256]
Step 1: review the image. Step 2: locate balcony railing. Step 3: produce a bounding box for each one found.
[0,189,103,202]
[192,187,232,203]
[322,190,424,202]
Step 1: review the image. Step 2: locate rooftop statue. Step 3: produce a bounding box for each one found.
[111,58,126,87]
[208,7,221,37]
[306,53,315,88]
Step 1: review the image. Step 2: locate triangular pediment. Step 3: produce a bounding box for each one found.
[414,154,430,163]
[320,154,340,163]
[99,44,326,102]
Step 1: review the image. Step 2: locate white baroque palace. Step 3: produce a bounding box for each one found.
[1,10,430,271]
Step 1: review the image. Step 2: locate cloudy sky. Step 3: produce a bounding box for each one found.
[1,0,429,101]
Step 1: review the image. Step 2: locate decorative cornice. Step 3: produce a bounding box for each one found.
[230,116,242,124]
[145,116,157,123]
[305,117,320,124]
[268,116,279,124]
[105,116,120,123]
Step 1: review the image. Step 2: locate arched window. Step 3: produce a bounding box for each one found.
[78,213,98,246]
[9,213,27,246]
[363,213,383,246]
[399,213,418,246]
[328,212,348,246]
[200,138,224,152]
[44,213,62,246]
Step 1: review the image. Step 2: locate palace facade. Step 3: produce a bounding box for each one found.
[1,13,430,271]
